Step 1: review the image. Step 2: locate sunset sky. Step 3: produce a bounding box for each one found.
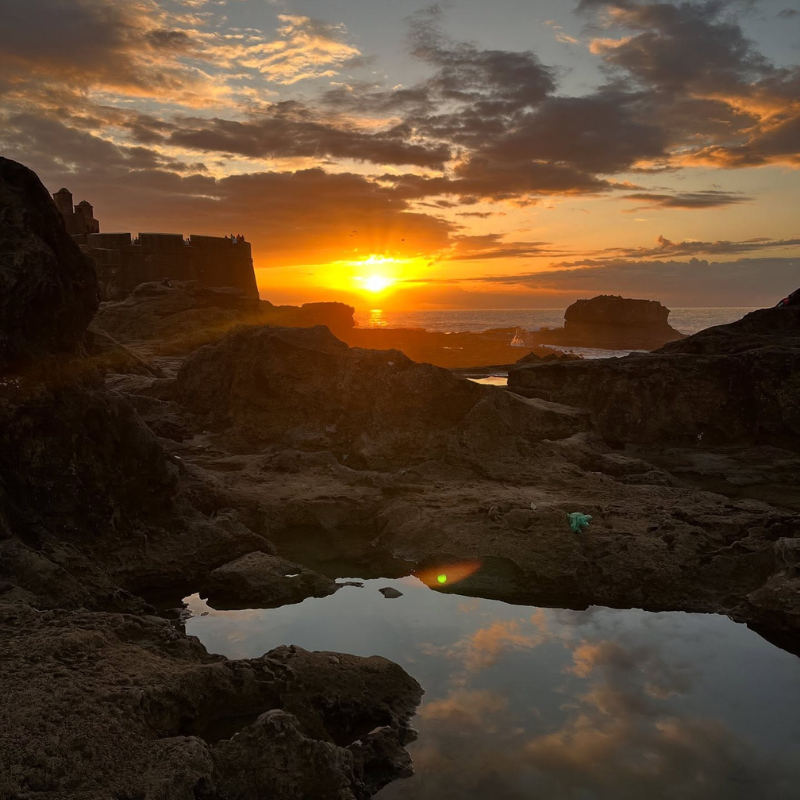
[2,0,798,309]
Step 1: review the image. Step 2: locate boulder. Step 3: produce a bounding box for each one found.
[202,552,339,609]
[508,305,800,448]
[532,295,685,350]
[0,157,99,372]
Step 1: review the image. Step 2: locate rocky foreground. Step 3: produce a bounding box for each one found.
[2,157,799,798]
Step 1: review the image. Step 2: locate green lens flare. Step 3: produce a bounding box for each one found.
[437,574,447,584]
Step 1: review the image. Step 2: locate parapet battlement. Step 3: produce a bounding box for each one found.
[52,189,259,301]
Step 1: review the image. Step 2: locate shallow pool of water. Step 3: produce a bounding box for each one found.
[185,576,800,800]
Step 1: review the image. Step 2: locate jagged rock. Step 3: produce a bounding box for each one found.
[0,157,99,372]
[508,305,800,448]
[516,350,582,364]
[176,325,589,470]
[532,295,685,350]
[379,587,403,599]
[0,610,422,800]
[202,552,339,610]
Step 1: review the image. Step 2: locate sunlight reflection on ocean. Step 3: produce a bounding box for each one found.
[357,308,758,336]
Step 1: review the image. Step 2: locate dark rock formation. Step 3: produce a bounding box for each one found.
[202,551,340,609]
[91,280,355,357]
[508,305,800,449]
[532,295,685,350]
[0,157,99,372]
[0,608,422,800]
[176,324,590,470]
[1,160,423,799]
[92,280,262,348]
[379,587,403,599]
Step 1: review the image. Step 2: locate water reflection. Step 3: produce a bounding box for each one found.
[185,577,800,800]
[367,308,388,327]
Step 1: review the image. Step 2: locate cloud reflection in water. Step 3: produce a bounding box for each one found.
[185,575,800,800]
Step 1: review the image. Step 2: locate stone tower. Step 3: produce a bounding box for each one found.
[53,188,73,220]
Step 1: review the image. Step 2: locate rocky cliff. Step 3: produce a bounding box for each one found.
[532,294,685,350]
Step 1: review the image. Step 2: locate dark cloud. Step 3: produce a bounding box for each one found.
[383,160,612,202]
[621,190,752,209]
[693,110,800,167]
[447,234,566,261]
[597,234,800,258]
[166,104,451,168]
[473,90,668,174]
[0,113,454,268]
[0,0,202,96]
[406,5,556,114]
[587,1,773,94]
[468,257,800,306]
[580,1,800,168]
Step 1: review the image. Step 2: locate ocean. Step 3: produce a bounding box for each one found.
[355,307,759,368]
[355,307,758,337]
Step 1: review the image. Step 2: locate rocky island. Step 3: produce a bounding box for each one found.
[531,294,686,350]
[2,157,799,798]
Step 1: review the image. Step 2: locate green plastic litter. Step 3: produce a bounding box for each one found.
[567,512,592,533]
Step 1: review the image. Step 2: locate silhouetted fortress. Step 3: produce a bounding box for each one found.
[52,188,259,301]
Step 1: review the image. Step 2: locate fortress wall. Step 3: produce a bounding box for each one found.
[90,235,258,301]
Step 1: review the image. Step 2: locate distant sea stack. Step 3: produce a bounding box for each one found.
[51,187,259,301]
[533,295,685,350]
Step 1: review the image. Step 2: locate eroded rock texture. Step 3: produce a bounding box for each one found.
[176,324,589,470]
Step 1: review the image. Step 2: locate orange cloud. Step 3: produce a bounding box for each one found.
[420,689,509,727]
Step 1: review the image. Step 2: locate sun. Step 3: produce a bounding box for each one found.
[361,275,395,293]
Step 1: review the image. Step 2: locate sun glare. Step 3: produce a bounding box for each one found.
[361,275,394,293]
